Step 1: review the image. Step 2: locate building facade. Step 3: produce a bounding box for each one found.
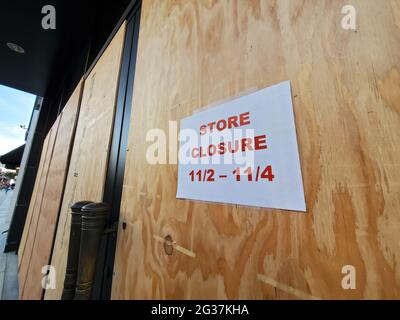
[2,0,400,300]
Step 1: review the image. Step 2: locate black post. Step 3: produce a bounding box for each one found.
[61,201,93,300]
[74,202,109,300]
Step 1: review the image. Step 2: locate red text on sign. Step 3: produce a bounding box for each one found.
[191,135,267,159]
[199,112,251,135]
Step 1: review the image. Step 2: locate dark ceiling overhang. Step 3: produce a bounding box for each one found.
[0,0,131,98]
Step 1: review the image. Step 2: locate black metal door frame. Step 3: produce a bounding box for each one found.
[92,1,141,300]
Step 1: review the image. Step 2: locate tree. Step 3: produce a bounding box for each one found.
[5,171,16,180]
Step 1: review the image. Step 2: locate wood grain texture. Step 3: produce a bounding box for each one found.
[18,81,83,300]
[18,117,61,298]
[18,125,54,269]
[18,129,52,267]
[111,0,400,299]
[44,23,126,300]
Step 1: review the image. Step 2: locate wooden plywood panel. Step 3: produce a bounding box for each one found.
[18,81,83,300]
[44,23,126,300]
[112,0,400,299]
[18,130,53,267]
[18,117,61,296]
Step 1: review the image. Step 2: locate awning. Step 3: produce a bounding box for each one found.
[0,144,25,169]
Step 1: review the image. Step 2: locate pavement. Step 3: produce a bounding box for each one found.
[0,190,19,300]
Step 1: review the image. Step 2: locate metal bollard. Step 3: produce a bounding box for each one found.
[61,201,93,300]
[74,202,109,300]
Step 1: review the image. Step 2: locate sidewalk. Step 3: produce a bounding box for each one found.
[0,190,19,300]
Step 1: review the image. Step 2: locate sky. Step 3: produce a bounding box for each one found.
[0,84,36,156]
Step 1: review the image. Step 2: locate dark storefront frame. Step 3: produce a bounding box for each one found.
[6,0,136,254]
[5,0,142,300]
[92,1,142,300]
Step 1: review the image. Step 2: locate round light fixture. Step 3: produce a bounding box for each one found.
[7,42,25,54]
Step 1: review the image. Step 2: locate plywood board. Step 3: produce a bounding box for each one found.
[18,81,83,300]
[18,117,61,297]
[18,130,52,267]
[44,23,126,300]
[111,0,400,299]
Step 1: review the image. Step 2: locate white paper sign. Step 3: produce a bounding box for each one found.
[176,81,306,212]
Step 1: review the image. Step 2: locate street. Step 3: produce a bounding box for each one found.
[0,190,18,299]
